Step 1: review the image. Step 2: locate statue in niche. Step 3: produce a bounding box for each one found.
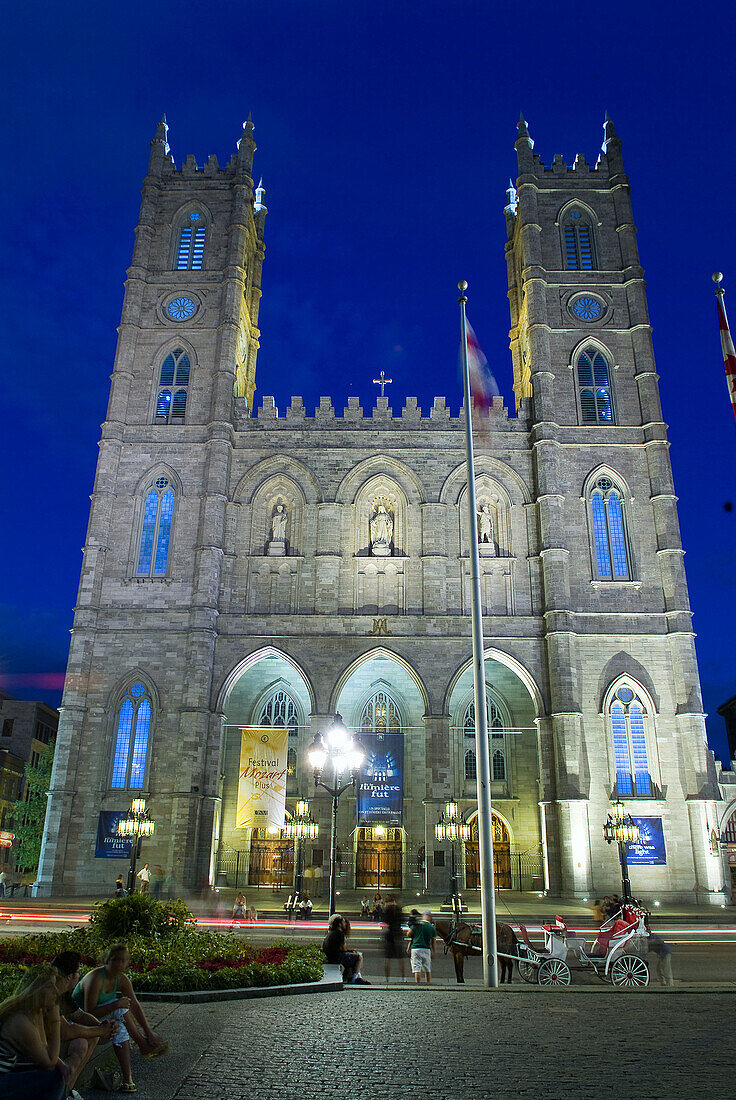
[370,503,394,557]
[268,502,288,556]
[477,502,496,556]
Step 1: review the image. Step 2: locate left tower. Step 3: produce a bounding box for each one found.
[37,118,266,895]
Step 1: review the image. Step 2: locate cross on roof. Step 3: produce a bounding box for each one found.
[373,370,392,397]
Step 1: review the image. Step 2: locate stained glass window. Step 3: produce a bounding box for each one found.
[590,476,630,580]
[610,687,652,797]
[176,222,206,270]
[360,691,402,732]
[258,689,299,730]
[577,348,613,424]
[463,696,506,783]
[464,749,476,781]
[137,479,175,577]
[111,683,152,789]
[155,349,190,424]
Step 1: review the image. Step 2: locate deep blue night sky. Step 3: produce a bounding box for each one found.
[2,1,735,762]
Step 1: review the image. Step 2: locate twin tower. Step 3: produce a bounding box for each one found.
[38,116,725,904]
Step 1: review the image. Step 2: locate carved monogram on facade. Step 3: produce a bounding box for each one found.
[368,618,392,636]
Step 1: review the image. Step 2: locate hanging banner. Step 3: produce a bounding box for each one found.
[236,727,289,829]
[95,812,134,859]
[357,732,403,825]
[626,817,666,865]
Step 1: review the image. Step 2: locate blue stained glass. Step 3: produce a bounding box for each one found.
[111,699,134,788]
[592,354,609,385]
[129,699,151,788]
[153,489,174,574]
[577,353,594,385]
[607,493,629,578]
[176,228,192,270]
[190,212,200,221]
[130,683,145,697]
[171,390,187,420]
[580,388,596,423]
[155,391,171,421]
[611,703,632,795]
[596,388,612,422]
[591,493,612,577]
[137,490,159,574]
[175,354,190,384]
[160,355,175,385]
[630,704,651,795]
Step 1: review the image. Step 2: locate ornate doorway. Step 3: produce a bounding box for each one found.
[248,830,294,887]
[465,814,511,890]
[355,827,402,890]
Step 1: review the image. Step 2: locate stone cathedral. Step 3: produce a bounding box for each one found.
[38,115,725,903]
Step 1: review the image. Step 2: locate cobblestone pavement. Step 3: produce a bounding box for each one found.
[172,989,733,1099]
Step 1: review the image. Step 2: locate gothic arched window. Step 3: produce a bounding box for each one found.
[610,685,652,796]
[464,749,477,781]
[590,475,630,580]
[577,347,613,424]
[287,747,297,780]
[463,696,507,783]
[137,477,175,577]
[360,690,402,732]
[111,682,152,789]
[175,211,206,270]
[563,209,596,270]
[258,690,299,731]
[155,348,190,424]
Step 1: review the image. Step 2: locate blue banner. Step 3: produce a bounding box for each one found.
[357,732,403,825]
[95,811,135,859]
[626,816,666,865]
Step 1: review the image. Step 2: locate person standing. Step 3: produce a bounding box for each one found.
[114,874,126,898]
[151,865,164,900]
[136,864,151,895]
[648,933,674,986]
[381,896,406,983]
[0,870,6,899]
[408,909,436,984]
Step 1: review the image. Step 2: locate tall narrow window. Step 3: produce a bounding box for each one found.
[258,689,299,730]
[577,347,613,424]
[563,210,596,270]
[111,682,152,789]
[463,695,507,782]
[464,749,477,781]
[155,348,190,424]
[610,686,652,796]
[137,477,175,577]
[590,476,630,580]
[287,747,297,780]
[175,212,206,270]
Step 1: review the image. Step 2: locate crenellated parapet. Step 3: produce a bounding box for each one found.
[238,393,530,430]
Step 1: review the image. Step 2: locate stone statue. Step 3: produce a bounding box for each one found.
[268,503,288,556]
[370,504,394,556]
[478,503,495,555]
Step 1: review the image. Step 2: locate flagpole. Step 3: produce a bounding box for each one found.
[713,272,736,425]
[458,280,498,989]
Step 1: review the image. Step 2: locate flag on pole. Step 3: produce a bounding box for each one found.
[714,273,736,425]
[465,320,500,413]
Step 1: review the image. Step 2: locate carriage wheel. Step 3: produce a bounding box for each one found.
[610,954,650,988]
[517,959,537,984]
[537,958,571,986]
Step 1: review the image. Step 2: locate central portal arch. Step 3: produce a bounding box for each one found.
[464,813,512,890]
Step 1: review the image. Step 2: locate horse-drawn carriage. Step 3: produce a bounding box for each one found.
[437,902,651,987]
[512,904,651,986]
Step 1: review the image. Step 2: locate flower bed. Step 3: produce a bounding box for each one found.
[0,897,324,997]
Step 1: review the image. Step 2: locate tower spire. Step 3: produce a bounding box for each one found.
[148,113,171,176]
[254,177,266,213]
[237,116,256,177]
[514,113,534,172]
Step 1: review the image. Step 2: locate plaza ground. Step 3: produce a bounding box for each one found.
[88,989,734,1100]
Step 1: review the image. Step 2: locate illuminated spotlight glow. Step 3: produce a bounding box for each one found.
[653,900,661,907]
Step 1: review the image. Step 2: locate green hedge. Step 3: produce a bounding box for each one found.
[0,897,324,996]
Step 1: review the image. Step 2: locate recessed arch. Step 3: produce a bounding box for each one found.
[105,668,161,715]
[439,456,532,506]
[556,198,601,227]
[217,646,316,714]
[336,455,427,505]
[443,647,544,719]
[232,455,323,506]
[329,646,429,715]
[581,463,632,501]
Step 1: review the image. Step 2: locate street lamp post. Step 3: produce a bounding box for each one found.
[435,802,470,923]
[117,798,155,896]
[307,715,365,918]
[281,799,318,915]
[603,801,641,902]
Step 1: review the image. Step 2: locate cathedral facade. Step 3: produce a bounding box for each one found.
[38,116,725,902]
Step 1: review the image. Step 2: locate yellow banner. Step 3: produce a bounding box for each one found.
[236,727,289,830]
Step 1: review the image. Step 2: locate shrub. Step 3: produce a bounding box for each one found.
[88,895,195,939]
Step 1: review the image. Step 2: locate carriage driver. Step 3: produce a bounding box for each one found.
[407,909,437,984]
